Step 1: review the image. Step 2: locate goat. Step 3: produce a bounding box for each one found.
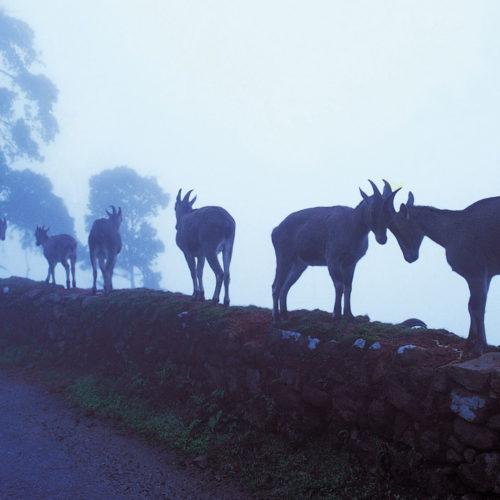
[271,180,400,322]
[389,191,500,355]
[88,205,122,295]
[175,189,235,306]
[0,217,6,240]
[35,226,77,289]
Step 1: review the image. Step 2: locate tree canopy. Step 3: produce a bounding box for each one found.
[0,9,59,163]
[0,155,75,248]
[86,166,169,288]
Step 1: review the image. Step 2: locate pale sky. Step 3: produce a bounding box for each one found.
[2,1,500,344]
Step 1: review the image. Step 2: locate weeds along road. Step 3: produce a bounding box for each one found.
[0,367,251,499]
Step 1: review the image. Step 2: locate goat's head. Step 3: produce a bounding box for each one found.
[360,179,400,245]
[0,217,6,241]
[389,192,424,263]
[175,188,197,230]
[106,205,122,229]
[35,225,49,246]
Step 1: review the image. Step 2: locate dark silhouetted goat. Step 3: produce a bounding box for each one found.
[175,189,235,306]
[88,206,122,295]
[0,217,6,241]
[35,226,77,289]
[271,180,399,322]
[389,191,500,356]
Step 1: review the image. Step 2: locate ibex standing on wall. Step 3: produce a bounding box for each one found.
[175,189,235,306]
[88,206,122,295]
[0,217,6,240]
[389,191,500,356]
[35,226,77,289]
[271,181,399,322]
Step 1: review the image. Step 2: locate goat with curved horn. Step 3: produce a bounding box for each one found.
[272,180,400,322]
[88,205,122,295]
[175,189,235,305]
[389,190,500,356]
[35,225,77,289]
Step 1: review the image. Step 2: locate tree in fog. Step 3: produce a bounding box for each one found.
[0,160,75,275]
[0,9,59,163]
[86,166,169,288]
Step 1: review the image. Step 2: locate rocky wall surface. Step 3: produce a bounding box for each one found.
[0,277,499,496]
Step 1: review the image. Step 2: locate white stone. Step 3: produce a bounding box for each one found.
[369,341,381,350]
[353,338,366,349]
[450,390,485,422]
[397,344,417,354]
[280,329,301,341]
[307,336,320,350]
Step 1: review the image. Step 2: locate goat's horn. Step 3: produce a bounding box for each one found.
[183,189,194,203]
[382,179,392,197]
[110,205,117,214]
[383,187,401,211]
[368,180,382,198]
[176,189,182,203]
[359,188,369,201]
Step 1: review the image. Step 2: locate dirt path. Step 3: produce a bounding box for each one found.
[0,368,251,499]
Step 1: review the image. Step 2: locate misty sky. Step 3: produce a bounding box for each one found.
[2,1,500,345]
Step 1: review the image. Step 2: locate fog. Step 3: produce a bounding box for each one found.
[2,1,500,345]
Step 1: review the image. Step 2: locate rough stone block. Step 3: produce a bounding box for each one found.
[445,353,500,392]
[453,418,498,450]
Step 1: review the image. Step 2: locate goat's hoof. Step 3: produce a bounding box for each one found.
[223,299,230,306]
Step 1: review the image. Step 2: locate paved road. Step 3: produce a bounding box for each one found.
[0,369,249,499]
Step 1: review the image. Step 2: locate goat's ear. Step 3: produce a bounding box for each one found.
[407,191,414,207]
[400,204,410,220]
[118,207,122,217]
[189,196,197,207]
[359,188,369,202]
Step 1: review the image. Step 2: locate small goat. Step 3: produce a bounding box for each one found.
[88,205,122,295]
[175,189,235,305]
[0,217,6,240]
[272,181,399,322]
[35,226,77,289]
[389,192,500,355]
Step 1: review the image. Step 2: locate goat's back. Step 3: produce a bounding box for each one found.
[89,218,122,255]
[44,234,77,261]
[272,206,360,264]
[459,197,500,261]
[176,206,235,254]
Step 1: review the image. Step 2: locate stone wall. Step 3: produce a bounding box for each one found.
[1,277,500,496]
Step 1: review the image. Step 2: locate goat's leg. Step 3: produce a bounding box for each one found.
[49,263,57,286]
[341,263,357,320]
[272,258,291,322]
[62,260,71,289]
[206,254,224,304]
[196,257,205,301]
[183,252,199,300]
[221,243,233,306]
[98,256,108,294]
[278,262,307,319]
[328,264,344,320]
[45,265,51,285]
[466,276,489,356]
[106,254,117,293]
[90,251,98,294]
[70,256,76,288]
